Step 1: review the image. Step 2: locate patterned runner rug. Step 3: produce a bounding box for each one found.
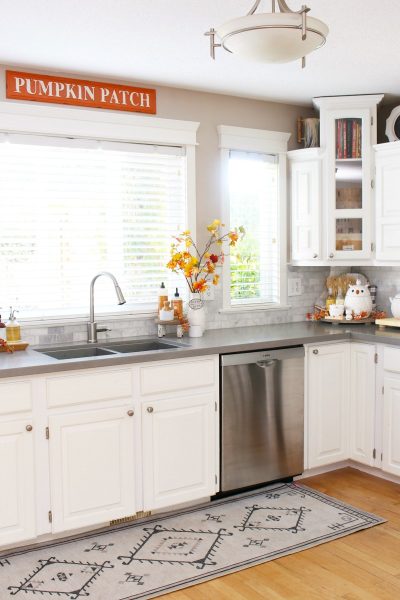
[0,482,385,600]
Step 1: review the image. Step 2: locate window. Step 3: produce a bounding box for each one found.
[218,125,289,311]
[229,150,279,305]
[0,133,188,319]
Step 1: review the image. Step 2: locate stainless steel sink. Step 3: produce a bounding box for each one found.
[103,340,181,353]
[36,338,183,360]
[37,346,117,360]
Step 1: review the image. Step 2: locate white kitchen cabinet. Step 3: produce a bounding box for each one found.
[315,95,382,263]
[307,343,350,468]
[142,392,217,510]
[382,375,400,477]
[349,343,376,466]
[290,95,383,266]
[288,148,322,262]
[0,419,36,545]
[48,405,136,533]
[374,141,400,261]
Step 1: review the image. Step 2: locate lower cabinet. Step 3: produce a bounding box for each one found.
[307,343,350,468]
[142,392,217,510]
[382,375,400,477]
[49,406,136,533]
[0,356,219,549]
[0,419,36,546]
[349,343,376,466]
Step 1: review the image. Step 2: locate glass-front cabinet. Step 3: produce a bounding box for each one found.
[312,95,383,264]
[328,109,371,259]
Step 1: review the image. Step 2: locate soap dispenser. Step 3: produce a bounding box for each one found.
[173,288,183,319]
[6,307,21,342]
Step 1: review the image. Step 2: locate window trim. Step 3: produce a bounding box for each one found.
[218,125,290,312]
[0,101,199,325]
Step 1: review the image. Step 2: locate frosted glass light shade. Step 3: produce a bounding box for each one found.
[217,13,328,63]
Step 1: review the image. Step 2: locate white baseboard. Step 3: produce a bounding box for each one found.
[295,461,351,480]
[296,460,400,487]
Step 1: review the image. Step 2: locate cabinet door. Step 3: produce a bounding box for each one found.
[325,108,372,261]
[142,392,217,511]
[382,376,400,476]
[349,344,376,466]
[307,344,350,468]
[0,419,36,546]
[291,159,321,261]
[49,406,136,533]
[375,150,400,261]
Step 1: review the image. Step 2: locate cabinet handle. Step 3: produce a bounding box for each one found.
[313,253,318,259]
[127,410,134,417]
[329,253,334,259]
[313,349,319,355]
[147,407,154,413]
[26,425,33,432]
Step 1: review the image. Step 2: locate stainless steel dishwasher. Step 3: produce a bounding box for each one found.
[220,346,304,493]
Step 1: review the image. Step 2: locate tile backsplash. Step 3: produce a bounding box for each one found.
[18,266,400,346]
[355,267,400,315]
[19,266,330,346]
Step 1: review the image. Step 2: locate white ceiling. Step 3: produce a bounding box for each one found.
[0,0,399,106]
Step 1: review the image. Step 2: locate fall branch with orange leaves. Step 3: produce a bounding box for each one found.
[166,219,245,294]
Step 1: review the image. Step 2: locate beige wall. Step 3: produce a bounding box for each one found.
[0,65,313,241]
[155,86,314,240]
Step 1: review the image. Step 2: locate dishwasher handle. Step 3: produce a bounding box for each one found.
[221,346,304,367]
[256,359,277,368]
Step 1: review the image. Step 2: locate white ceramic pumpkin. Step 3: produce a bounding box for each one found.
[344,279,373,317]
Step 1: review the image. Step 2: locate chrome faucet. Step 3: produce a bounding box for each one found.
[87,272,126,343]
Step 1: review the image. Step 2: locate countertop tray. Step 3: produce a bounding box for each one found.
[323,317,376,326]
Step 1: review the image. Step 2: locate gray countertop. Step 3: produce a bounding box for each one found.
[1,321,400,378]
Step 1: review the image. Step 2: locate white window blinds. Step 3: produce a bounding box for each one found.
[228,150,280,305]
[0,133,187,318]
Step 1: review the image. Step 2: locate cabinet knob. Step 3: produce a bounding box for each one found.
[329,253,334,259]
[313,253,318,259]
[127,410,134,417]
[313,349,319,355]
[26,425,33,432]
[147,407,154,413]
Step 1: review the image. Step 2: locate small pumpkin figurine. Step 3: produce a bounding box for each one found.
[344,279,373,317]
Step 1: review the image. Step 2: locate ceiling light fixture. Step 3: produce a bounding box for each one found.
[205,0,328,68]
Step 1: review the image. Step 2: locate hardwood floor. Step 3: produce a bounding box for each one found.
[161,468,400,600]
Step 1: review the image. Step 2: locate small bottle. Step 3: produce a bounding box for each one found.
[173,288,183,319]
[0,314,6,341]
[325,287,336,311]
[6,307,21,342]
[158,282,168,313]
[336,287,344,306]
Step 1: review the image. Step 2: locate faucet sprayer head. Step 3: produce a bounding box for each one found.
[115,284,126,305]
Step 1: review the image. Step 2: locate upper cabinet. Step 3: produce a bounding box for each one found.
[288,148,322,262]
[374,141,400,261]
[289,94,384,266]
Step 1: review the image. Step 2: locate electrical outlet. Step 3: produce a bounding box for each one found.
[288,278,302,297]
[203,286,215,301]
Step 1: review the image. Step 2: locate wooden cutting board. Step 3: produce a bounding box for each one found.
[375,318,400,329]
[0,340,29,352]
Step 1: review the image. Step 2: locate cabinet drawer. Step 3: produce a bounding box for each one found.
[47,368,133,408]
[384,347,400,374]
[140,358,216,396]
[0,380,32,415]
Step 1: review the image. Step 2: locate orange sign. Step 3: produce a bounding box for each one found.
[6,70,156,114]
